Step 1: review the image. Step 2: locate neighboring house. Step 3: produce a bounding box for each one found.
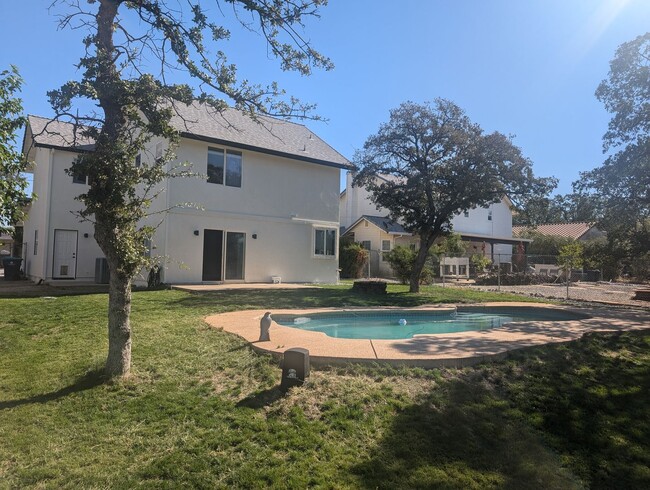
[512,222,605,242]
[21,104,352,284]
[340,172,526,278]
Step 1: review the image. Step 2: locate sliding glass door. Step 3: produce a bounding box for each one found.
[225,232,245,280]
[202,229,245,281]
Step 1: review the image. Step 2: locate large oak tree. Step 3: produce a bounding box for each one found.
[48,0,331,377]
[575,33,650,264]
[353,99,555,293]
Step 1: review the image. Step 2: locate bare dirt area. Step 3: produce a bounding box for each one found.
[468,281,650,308]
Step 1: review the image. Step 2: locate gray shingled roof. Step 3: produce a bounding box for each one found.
[171,102,351,168]
[28,115,95,151]
[27,104,352,169]
[346,215,410,235]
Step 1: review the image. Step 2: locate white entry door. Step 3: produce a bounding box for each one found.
[53,229,78,279]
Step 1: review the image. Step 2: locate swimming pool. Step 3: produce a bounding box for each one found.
[273,306,586,340]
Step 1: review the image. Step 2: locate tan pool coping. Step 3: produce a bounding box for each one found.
[205,303,650,367]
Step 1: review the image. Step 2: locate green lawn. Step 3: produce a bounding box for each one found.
[1,284,648,488]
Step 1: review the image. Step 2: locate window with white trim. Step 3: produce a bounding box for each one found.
[488,210,493,221]
[382,240,391,261]
[314,228,336,257]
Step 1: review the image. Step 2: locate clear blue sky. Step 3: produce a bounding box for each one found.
[1,0,649,194]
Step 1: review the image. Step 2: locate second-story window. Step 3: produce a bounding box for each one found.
[208,148,242,188]
[72,173,86,184]
[488,210,493,221]
[464,211,469,218]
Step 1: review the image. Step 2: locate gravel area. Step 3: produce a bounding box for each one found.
[468,281,650,308]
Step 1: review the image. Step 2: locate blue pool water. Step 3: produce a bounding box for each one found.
[273,307,583,340]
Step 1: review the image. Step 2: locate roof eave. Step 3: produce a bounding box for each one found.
[180,132,353,170]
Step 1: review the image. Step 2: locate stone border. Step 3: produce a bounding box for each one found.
[205,303,650,368]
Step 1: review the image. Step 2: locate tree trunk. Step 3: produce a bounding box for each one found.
[409,231,438,293]
[105,259,132,377]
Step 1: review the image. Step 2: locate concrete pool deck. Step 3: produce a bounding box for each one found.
[205,303,650,367]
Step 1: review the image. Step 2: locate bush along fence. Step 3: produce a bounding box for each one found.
[349,248,604,296]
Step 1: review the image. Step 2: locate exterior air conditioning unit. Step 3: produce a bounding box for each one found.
[95,258,110,284]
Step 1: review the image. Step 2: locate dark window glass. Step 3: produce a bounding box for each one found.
[135,154,141,167]
[207,148,224,184]
[72,172,86,184]
[225,151,242,187]
[325,229,336,256]
[315,229,325,255]
[225,232,245,280]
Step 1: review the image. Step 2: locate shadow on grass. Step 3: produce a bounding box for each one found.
[352,378,581,489]
[169,288,448,312]
[236,386,285,409]
[0,369,106,410]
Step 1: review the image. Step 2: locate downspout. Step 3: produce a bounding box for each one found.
[163,141,170,283]
[45,148,55,280]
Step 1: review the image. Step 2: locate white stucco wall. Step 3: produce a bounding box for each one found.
[24,147,104,281]
[22,145,51,280]
[162,210,338,283]
[24,132,343,284]
[170,138,339,222]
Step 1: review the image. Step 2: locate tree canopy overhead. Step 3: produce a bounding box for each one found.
[44,0,332,377]
[353,99,555,292]
[576,32,650,231]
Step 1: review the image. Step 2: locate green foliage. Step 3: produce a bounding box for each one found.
[339,240,369,279]
[0,65,28,233]
[470,254,492,272]
[558,242,585,270]
[384,245,416,284]
[574,33,650,241]
[518,229,574,257]
[514,192,599,226]
[384,245,433,284]
[353,99,555,292]
[430,232,467,257]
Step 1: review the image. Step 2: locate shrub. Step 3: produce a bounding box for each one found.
[475,272,560,286]
[385,245,434,284]
[470,254,492,273]
[339,241,369,279]
[384,246,415,284]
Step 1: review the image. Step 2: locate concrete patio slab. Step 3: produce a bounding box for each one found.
[205,303,650,368]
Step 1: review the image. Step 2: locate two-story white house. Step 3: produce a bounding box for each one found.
[22,103,352,285]
[340,172,524,278]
